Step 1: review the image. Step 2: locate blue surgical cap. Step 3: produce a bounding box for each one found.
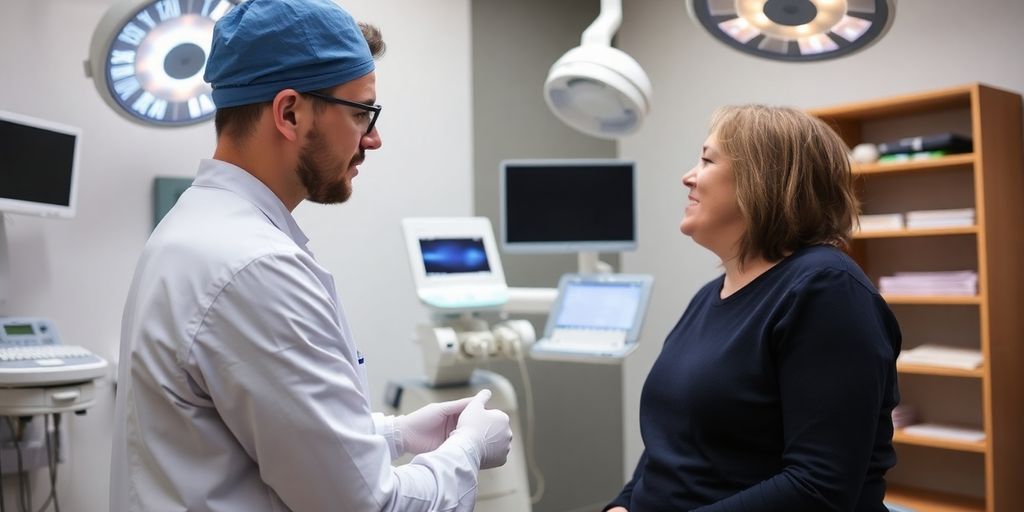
[204,0,375,109]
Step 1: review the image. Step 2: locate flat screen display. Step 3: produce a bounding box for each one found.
[555,282,643,330]
[0,111,79,217]
[502,159,635,253]
[419,238,492,275]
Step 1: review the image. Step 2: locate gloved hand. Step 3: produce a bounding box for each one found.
[450,389,512,469]
[394,396,475,455]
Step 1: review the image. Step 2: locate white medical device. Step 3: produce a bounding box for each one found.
[402,217,509,311]
[0,317,108,416]
[401,217,534,384]
[398,217,535,512]
[530,273,653,362]
[0,318,107,387]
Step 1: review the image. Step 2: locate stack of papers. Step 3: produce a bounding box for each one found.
[905,208,975,229]
[891,405,917,428]
[879,271,977,296]
[899,344,983,370]
[858,213,904,232]
[902,423,986,443]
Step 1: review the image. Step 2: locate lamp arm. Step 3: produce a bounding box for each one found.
[581,0,622,46]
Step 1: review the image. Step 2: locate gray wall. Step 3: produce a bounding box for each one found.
[616,0,1024,481]
[471,1,624,510]
[0,0,473,510]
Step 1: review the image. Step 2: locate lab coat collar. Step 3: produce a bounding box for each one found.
[193,159,311,252]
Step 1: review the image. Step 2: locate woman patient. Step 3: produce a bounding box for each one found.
[606,105,901,512]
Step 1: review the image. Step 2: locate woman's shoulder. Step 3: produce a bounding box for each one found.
[780,245,877,295]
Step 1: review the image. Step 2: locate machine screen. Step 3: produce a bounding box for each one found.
[419,238,491,275]
[555,282,642,330]
[3,324,34,336]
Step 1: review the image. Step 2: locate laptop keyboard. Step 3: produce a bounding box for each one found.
[548,328,627,351]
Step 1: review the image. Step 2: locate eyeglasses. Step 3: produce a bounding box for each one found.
[303,91,382,135]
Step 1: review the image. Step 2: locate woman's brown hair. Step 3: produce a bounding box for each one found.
[709,105,859,264]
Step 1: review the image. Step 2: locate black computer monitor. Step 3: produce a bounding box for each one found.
[500,159,636,253]
[0,110,81,219]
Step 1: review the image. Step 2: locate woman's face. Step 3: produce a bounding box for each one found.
[679,133,746,257]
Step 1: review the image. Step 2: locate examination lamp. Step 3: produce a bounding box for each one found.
[689,0,896,62]
[544,0,653,140]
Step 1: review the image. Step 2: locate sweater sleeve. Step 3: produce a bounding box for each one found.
[695,269,899,512]
[604,450,648,511]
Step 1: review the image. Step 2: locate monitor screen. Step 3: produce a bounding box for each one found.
[501,159,635,253]
[402,217,508,311]
[419,237,492,275]
[0,111,80,218]
[554,281,643,330]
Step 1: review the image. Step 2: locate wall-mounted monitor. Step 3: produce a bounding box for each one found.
[500,159,635,253]
[0,110,81,219]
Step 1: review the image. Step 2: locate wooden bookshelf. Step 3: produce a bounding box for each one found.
[810,83,1024,512]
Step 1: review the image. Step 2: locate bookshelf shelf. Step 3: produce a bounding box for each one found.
[885,485,985,512]
[893,429,986,453]
[852,153,976,175]
[882,294,981,305]
[897,362,984,379]
[854,226,978,239]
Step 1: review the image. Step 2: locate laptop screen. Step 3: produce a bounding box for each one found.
[554,281,643,330]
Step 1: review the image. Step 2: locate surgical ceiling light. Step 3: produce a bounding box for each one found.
[544,0,653,140]
[689,0,896,62]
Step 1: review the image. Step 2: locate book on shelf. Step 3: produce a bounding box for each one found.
[891,404,917,428]
[878,150,949,163]
[901,423,986,443]
[905,208,975,229]
[877,132,973,156]
[879,270,978,296]
[898,344,983,370]
[858,213,904,232]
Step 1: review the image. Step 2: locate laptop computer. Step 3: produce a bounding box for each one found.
[530,273,653,363]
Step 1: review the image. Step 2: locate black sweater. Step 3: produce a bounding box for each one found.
[608,245,901,511]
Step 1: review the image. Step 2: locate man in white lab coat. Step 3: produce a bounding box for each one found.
[109,0,512,510]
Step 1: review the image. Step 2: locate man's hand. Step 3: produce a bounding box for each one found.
[607,508,628,512]
[394,396,475,455]
[450,389,512,469]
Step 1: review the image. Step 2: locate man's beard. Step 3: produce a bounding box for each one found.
[296,127,362,205]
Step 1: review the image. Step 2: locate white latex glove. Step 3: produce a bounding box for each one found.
[450,389,512,469]
[394,396,475,455]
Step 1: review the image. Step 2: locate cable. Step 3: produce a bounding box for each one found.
[34,414,59,512]
[6,418,28,512]
[513,345,545,504]
[0,417,6,512]
[51,415,60,512]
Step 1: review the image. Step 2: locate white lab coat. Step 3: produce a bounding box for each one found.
[110,159,481,511]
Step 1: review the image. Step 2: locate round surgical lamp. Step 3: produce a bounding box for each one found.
[544,0,653,139]
[84,0,240,127]
[689,0,896,62]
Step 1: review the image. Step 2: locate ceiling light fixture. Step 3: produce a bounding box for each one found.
[689,0,896,62]
[544,0,653,139]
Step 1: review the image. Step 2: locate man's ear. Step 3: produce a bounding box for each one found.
[271,89,302,142]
